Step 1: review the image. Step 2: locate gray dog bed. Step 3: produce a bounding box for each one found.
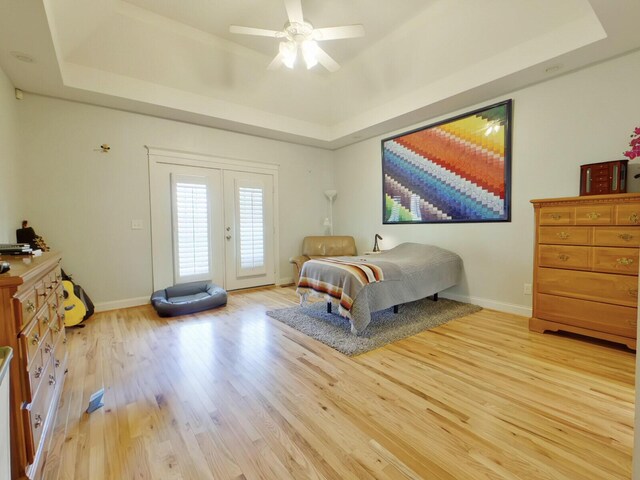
[151,281,227,317]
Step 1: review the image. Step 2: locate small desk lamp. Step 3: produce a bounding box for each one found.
[373,234,382,252]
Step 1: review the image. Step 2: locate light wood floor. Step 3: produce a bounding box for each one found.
[39,287,634,480]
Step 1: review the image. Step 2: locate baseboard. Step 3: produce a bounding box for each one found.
[277,277,294,286]
[441,292,532,317]
[94,296,150,313]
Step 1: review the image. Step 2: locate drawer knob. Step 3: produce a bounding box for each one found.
[586,212,601,220]
[617,258,634,266]
[34,366,43,379]
[34,414,43,429]
[550,214,562,220]
[557,254,570,261]
[618,233,634,242]
[31,333,40,346]
[48,374,56,386]
[630,213,639,224]
[557,232,570,240]
[26,300,36,313]
[44,343,53,354]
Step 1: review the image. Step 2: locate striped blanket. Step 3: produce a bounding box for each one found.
[297,257,401,320]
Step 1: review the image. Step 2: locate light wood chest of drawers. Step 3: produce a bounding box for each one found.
[0,252,68,479]
[530,194,640,349]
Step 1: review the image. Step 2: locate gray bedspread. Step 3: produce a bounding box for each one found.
[301,242,462,334]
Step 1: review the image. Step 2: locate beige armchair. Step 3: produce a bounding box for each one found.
[289,236,357,285]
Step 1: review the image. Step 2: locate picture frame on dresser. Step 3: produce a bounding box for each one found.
[530,193,640,349]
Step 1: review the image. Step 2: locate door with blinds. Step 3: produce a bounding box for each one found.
[148,149,278,293]
[223,171,275,290]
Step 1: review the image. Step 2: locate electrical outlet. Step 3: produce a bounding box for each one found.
[131,219,143,230]
[523,283,532,295]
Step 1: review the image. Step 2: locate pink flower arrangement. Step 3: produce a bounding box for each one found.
[623,126,640,160]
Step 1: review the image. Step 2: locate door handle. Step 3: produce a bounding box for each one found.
[226,235,231,240]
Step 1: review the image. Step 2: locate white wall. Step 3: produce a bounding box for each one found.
[0,67,20,243]
[17,95,333,306]
[332,49,640,315]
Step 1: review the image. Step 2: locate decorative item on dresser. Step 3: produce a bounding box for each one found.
[579,160,628,196]
[530,194,640,349]
[0,252,68,479]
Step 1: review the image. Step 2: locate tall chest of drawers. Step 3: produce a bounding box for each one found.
[0,252,68,479]
[530,194,640,349]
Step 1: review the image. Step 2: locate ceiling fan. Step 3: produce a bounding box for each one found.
[229,0,365,72]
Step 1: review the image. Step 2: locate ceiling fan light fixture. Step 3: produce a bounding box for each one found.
[229,0,365,72]
[279,41,297,69]
[302,40,319,69]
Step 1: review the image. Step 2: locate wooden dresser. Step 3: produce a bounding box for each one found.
[0,252,67,479]
[530,194,640,349]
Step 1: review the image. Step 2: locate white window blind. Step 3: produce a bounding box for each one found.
[238,186,265,270]
[174,181,210,279]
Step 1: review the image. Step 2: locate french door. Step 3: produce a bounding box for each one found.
[223,171,275,290]
[149,150,277,292]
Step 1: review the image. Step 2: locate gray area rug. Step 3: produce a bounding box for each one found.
[266,297,482,356]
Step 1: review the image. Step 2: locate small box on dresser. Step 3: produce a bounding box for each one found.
[530,194,640,349]
[0,252,68,479]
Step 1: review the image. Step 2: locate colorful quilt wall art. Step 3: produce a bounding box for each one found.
[382,100,512,224]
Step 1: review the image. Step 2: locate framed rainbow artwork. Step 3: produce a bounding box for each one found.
[382,100,512,224]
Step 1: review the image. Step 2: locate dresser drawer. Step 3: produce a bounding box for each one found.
[26,358,55,455]
[19,317,41,369]
[537,268,638,307]
[539,207,574,225]
[575,205,613,225]
[54,284,65,312]
[53,330,67,376]
[536,293,637,337]
[538,245,590,270]
[593,227,640,247]
[40,329,55,369]
[538,227,591,245]
[35,280,48,309]
[616,204,640,225]
[26,350,44,404]
[39,305,53,335]
[592,247,639,275]
[18,290,38,331]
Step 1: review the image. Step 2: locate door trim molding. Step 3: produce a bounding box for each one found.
[147,146,280,291]
[146,146,279,174]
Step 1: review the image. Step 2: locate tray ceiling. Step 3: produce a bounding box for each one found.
[1,0,639,149]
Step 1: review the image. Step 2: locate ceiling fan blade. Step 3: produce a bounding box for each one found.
[315,46,340,72]
[230,25,281,37]
[313,25,365,41]
[267,54,284,70]
[284,0,304,24]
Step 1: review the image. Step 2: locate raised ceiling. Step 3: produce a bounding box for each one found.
[1,0,639,149]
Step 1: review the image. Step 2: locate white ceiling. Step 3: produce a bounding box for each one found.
[1,0,639,149]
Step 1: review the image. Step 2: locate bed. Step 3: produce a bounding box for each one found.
[296,242,462,334]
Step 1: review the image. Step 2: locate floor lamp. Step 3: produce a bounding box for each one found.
[324,190,337,235]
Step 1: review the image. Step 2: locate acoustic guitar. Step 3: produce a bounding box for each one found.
[62,280,87,327]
